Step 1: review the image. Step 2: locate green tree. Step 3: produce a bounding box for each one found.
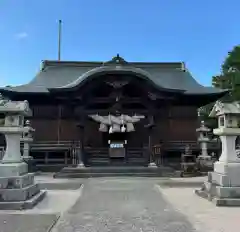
[199,45,240,128]
[198,103,217,129]
[212,45,240,102]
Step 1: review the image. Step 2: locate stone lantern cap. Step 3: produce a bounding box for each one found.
[24,120,35,132]
[0,94,32,116]
[196,121,211,132]
[22,120,35,139]
[209,101,240,117]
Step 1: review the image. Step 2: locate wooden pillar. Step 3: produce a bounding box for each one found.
[64,151,68,165]
[76,110,85,166]
[145,115,155,164]
[148,128,153,163]
[45,152,49,164]
[57,104,62,143]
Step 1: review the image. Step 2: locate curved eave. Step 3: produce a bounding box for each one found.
[47,66,185,94]
[47,79,186,95]
[183,90,229,106]
[184,89,228,97]
[0,86,49,95]
[47,85,185,94]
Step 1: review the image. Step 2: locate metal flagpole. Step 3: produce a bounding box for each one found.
[58,20,62,61]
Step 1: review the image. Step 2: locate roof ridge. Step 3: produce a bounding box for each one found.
[41,60,185,70]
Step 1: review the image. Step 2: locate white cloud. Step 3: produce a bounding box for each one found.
[15,32,28,40]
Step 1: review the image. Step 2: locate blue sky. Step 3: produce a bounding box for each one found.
[0,0,240,87]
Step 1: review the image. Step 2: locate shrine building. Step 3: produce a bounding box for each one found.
[0,55,226,170]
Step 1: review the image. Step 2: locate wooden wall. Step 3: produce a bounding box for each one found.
[29,104,199,144]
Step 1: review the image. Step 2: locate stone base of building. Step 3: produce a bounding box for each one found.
[195,169,240,206]
[54,166,178,178]
[0,162,46,210]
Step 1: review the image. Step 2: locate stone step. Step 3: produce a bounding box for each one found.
[58,166,173,174]
[54,172,175,178]
[213,197,240,206]
[88,160,147,167]
[54,166,175,178]
[0,190,46,210]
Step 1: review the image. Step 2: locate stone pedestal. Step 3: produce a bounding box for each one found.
[21,135,35,172]
[148,162,157,168]
[195,164,240,206]
[0,101,46,210]
[197,155,214,172]
[77,162,85,168]
[180,145,198,177]
[0,161,46,210]
[195,128,240,206]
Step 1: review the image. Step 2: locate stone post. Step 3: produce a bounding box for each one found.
[195,101,240,206]
[0,96,46,210]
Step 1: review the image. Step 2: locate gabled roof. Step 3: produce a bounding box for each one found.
[209,101,240,117]
[0,55,228,96]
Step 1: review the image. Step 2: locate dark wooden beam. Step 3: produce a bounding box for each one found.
[85,97,145,104]
[83,109,150,115]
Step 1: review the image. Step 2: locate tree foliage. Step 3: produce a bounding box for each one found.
[212,45,240,102]
[199,45,240,128]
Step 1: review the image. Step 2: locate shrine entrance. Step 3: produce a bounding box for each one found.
[88,113,145,165]
[61,66,181,166]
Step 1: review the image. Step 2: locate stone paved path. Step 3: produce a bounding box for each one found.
[52,178,197,232]
[0,214,59,232]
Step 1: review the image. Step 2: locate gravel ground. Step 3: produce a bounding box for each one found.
[52,177,197,232]
[159,185,240,232]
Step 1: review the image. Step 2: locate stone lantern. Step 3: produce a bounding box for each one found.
[196,121,213,171]
[21,120,35,171]
[0,95,46,209]
[195,101,240,206]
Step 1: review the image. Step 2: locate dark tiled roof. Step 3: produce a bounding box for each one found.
[0,56,227,96]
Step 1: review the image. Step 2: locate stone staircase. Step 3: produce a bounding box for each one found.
[86,147,148,167]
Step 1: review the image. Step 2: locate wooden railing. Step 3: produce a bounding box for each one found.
[0,140,221,167]
[30,140,75,151]
[164,140,221,151]
[29,140,81,165]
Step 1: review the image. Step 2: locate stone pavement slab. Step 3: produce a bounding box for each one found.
[0,214,59,232]
[35,173,84,190]
[52,177,197,232]
[158,176,205,188]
